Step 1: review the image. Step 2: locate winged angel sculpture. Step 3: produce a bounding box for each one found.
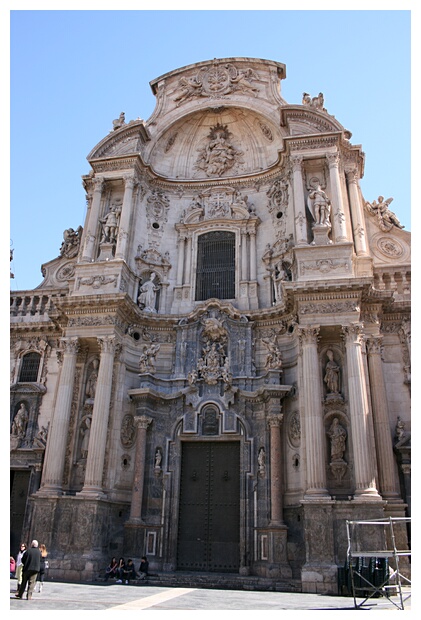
[365,196,404,232]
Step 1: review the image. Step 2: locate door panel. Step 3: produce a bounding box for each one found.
[177,442,240,572]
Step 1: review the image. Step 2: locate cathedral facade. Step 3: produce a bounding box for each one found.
[10,58,411,593]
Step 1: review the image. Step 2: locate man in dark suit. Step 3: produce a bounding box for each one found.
[15,540,41,600]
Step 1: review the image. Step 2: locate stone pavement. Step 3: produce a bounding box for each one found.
[8,578,411,612]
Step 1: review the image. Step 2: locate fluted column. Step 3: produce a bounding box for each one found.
[346,168,368,256]
[327,152,348,242]
[176,235,186,286]
[298,326,329,497]
[129,415,152,522]
[291,155,308,245]
[366,337,401,500]
[241,231,248,281]
[342,325,381,499]
[39,338,79,495]
[82,177,104,261]
[268,413,285,525]
[115,175,136,260]
[79,336,119,497]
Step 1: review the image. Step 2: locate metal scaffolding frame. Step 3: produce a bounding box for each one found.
[346,517,411,610]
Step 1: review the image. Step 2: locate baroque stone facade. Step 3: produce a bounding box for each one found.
[10,58,411,594]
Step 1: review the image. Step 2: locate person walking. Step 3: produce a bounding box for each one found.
[36,544,48,593]
[15,540,41,600]
[14,542,27,592]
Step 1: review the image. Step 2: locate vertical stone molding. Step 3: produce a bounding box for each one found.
[176,234,186,286]
[327,153,348,243]
[129,414,153,522]
[115,175,137,260]
[184,234,192,285]
[342,325,381,499]
[249,230,257,281]
[82,177,105,261]
[241,231,248,281]
[366,337,401,500]
[267,413,285,525]
[291,155,307,245]
[79,335,119,497]
[346,168,368,256]
[39,337,80,495]
[297,326,329,498]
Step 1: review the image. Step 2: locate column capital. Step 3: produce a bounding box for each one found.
[297,325,320,347]
[123,174,137,189]
[267,413,283,428]
[93,177,105,192]
[345,167,359,184]
[366,336,383,356]
[59,337,80,356]
[326,151,340,168]
[290,154,303,171]
[97,335,121,355]
[341,323,364,345]
[134,414,153,431]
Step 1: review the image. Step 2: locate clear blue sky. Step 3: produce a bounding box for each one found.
[8,7,412,291]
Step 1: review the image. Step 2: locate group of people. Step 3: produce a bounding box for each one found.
[12,539,48,600]
[105,556,149,584]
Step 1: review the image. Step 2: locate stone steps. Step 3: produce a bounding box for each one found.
[134,571,302,592]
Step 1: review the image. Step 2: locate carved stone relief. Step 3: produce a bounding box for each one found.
[195,123,244,177]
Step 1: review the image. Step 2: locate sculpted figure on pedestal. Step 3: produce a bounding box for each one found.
[138,272,160,313]
[307,181,331,226]
[327,417,347,462]
[11,403,29,438]
[324,350,340,394]
[100,203,121,244]
[60,225,83,258]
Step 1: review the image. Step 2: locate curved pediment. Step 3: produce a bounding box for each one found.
[280,106,351,138]
[87,120,150,161]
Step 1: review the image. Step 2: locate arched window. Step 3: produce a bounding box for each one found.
[195,231,235,301]
[19,352,41,383]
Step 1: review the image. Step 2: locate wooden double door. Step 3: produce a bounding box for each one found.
[177,441,240,572]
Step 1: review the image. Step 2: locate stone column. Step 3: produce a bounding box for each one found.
[366,337,401,500]
[38,337,79,495]
[291,155,308,245]
[298,326,329,498]
[128,415,153,522]
[115,175,136,260]
[346,168,368,256]
[342,325,381,499]
[249,230,257,281]
[327,153,348,242]
[79,336,119,497]
[82,177,104,261]
[176,235,186,286]
[241,231,248,281]
[267,413,285,525]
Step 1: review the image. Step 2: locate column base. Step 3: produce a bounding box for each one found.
[77,486,107,499]
[34,485,63,498]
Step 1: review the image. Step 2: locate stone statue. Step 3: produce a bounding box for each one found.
[34,422,49,448]
[85,359,99,400]
[258,447,266,477]
[154,447,162,469]
[11,403,29,438]
[139,343,160,373]
[327,418,347,462]
[138,272,160,313]
[302,92,325,111]
[365,196,404,231]
[196,124,241,177]
[324,350,340,394]
[262,338,283,370]
[100,203,121,244]
[112,112,125,130]
[394,416,410,447]
[60,225,83,258]
[80,417,91,458]
[307,182,331,226]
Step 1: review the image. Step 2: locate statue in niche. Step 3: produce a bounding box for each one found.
[80,417,91,459]
[365,196,404,231]
[196,124,242,177]
[323,350,340,394]
[138,272,160,313]
[154,447,163,472]
[60,225,83,258]
[271,262,287,306]
[327,418,347,462]
[11,403,29,438]
[262,338,283,370]
[139,343,160,373]
[100,202,121,244]
[307,180,331,226]
[258,447,266,477]
[85,359,99,400]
